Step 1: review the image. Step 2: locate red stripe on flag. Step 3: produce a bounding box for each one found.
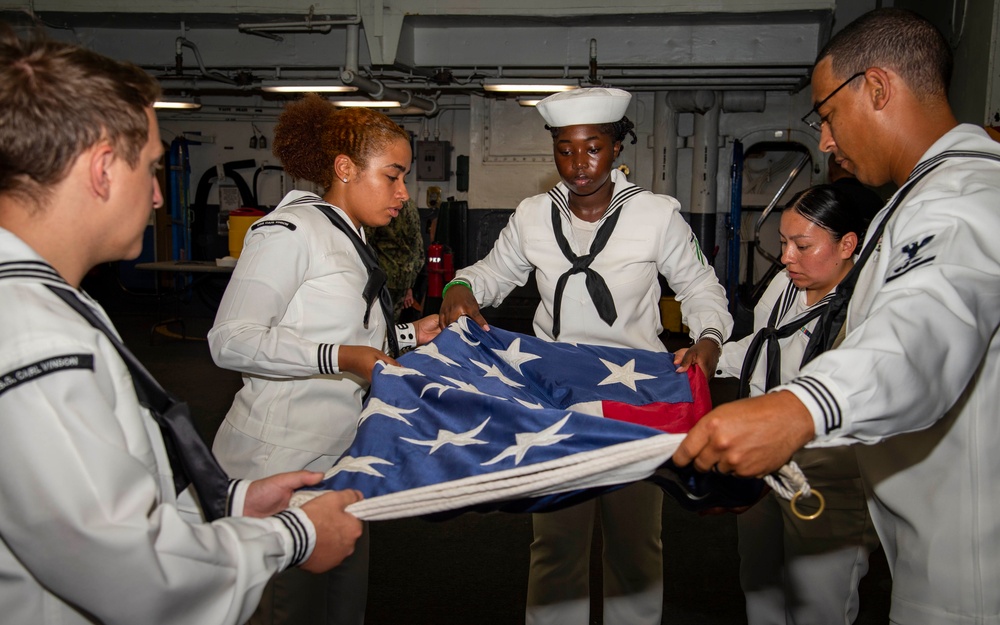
[601,365,713,433]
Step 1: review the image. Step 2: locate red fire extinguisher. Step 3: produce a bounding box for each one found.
[426,243,455,298]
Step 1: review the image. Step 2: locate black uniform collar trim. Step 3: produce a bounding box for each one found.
[773,280,837,329]
[548,172,646,225]
[0,260,69,288]
[281,191,325,207]
[282,194,363,237]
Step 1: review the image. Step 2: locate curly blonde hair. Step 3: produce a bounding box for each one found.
[272,94,410,189]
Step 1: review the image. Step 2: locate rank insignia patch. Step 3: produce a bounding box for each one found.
[886,235,936,282]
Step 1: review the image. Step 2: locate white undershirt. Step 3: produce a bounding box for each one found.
[568,211,598,252]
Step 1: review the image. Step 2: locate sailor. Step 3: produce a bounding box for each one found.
[674,9,1000,624]
[440,86,732,625]
[0,26,363,625]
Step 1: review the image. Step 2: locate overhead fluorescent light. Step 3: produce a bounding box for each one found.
[261,80,358,93]
[330,100,401,108]
[517,97,543,107]
[153,96,201,110]
[482,78,579,93]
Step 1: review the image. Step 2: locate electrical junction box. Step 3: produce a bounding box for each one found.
[417,140,451,181]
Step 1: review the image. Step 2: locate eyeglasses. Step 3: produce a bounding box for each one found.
[800,71,867,132]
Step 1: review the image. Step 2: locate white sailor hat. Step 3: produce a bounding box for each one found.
[535,87,631,127]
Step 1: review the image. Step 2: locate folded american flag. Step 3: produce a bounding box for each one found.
[294,318,762,520]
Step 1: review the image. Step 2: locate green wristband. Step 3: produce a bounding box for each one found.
[441,279,471,299]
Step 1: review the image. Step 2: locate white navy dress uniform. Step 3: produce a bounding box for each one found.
[776,125,1000,625]
[210,189,416,473]
[0,228,315,625]
[457,87,732,625]
[718,273,879,625]
[457,169,730,352]
[209,189,416,625]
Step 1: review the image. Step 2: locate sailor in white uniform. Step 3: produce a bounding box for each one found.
[674,10,1000,624]
[707,185,880,625]
[440,87,732,625]
[0,28,362,625]
[209,96,440,625]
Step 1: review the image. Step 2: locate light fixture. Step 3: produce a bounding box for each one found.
[330,99,401,108]
[517,97,544,107]
[482,78,579,93]
[153,96,201,110]
[261,80,358,93]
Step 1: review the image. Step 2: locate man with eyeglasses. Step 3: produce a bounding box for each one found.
[674,8,1000,625]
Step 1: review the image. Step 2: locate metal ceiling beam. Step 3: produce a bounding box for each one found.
[0,1,834,101]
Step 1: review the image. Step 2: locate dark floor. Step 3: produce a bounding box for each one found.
[91,265,892,625]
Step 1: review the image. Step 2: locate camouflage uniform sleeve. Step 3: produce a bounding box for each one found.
[394,200,425,291]
[368,199,424,291]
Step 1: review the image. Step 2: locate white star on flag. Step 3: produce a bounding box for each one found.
[325,455,394,478]
[597,358,656,392]
[358,397,419,427]
[471,360,524,388]
[441,375,494,396]
[420,381,455,398]
[491,337,541,374]
[377,363,424,377]
[452,316,481,346]
[482,413,574,466]
[413,342,460,367]
[401,417,491,454]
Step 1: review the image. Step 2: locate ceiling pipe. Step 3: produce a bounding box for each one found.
[340,23,437,115]
[238,18,358,33]
[651,91,678,197]
[175,37,237,85]
[237,7,361,40]
[721,91,767,113]
[669,90,721,265]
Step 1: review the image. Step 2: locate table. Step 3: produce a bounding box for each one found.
[136,261,234,341]
[135,260,236,274]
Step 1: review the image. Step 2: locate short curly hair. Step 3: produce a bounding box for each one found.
[272,94,411,189]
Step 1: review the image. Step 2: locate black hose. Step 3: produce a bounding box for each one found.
[194,159,257,208]
[252,165,284,208]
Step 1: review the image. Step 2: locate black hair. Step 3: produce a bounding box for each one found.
[545,116,638,146]
[786,184,872,242]
[818,8,952,99]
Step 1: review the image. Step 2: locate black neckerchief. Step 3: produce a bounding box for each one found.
[800,150,1000,366]
[547,181,645,339]
[312,204,399,357]
[738,281,833,398]
[48,285,232,521]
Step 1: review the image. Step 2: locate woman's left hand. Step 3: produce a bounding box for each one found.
[413,314,443,346]
[339,345,398,382]
[674,338,721,380]
[244,470,325,517]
